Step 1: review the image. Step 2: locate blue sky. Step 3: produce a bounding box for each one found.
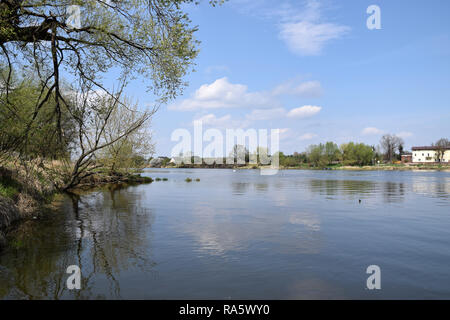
[124,0,450,156]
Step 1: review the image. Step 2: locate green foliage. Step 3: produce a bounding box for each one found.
[325,142,341,163]
[160,157,171,166]
[185,178,192,182]
[0,70,75,158]
[0,183,18,198]
[1,1,224,190]
[1,1,224,105]
[305,142,340,167]
[96,97,154,174]
[340,142,374,166]
[0,176,20,199]
[278,141,374,168]
[10,239,24,249]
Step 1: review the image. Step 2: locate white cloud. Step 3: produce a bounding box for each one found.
[169,77,276,111]
[361,128,412,138]
[246,108,286,121]
[362,127,384,135]
[280,21,350,56]
[298,133,318,141]
[279,128,292,140]
[245,105,323,121]
[192,113,250,129]
[277,0,350,56]
[193,113,231,126]
[272,80,323,98]
[170,77,323,112]
[286,105,322,118]
[231,0,349,56]
[397,131,413,139]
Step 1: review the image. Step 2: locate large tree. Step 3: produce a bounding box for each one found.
[63,84,154,190]
[230,144,249,165]
[432,138,450,162]
[0,69,75,160]
[340,142,374,166]
[99,96,154,173]
[0,0,222,150]
[380,134,404,162]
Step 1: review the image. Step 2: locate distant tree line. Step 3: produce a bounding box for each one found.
[276,141,376,168]
[189,135,448,169]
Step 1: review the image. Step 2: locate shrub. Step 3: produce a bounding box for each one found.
[0,176,21,199]
[185,178,192,182]
[0,183,19,199]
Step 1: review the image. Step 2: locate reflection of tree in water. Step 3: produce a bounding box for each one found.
[231,182,250,195]
[309,179,376,196]
[412,177,450,201]
[231,182,271,195]
[382,182,405,203]
[434,182,450,200]
[0,199,82,299]
[309,179,406,203]
[253,183,269,193]
[0,184,155,299]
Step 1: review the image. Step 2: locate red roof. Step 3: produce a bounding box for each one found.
[412,146,450,151]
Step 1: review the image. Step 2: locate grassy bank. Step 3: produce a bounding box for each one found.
[0,163,153,249]
[0,165,56,248]
[161,163,450,171]
[330,163,450,171]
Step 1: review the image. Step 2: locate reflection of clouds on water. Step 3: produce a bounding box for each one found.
[182,204,256,256]
[289,212,320,231]
[287,278,347,299]
[182,204,322,257]
[272,191,289,207]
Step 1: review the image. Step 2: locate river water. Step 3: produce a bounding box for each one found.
[0,168,449,299]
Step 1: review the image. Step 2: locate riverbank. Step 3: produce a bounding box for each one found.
[0,165,153,250]
[160,163,450,171]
